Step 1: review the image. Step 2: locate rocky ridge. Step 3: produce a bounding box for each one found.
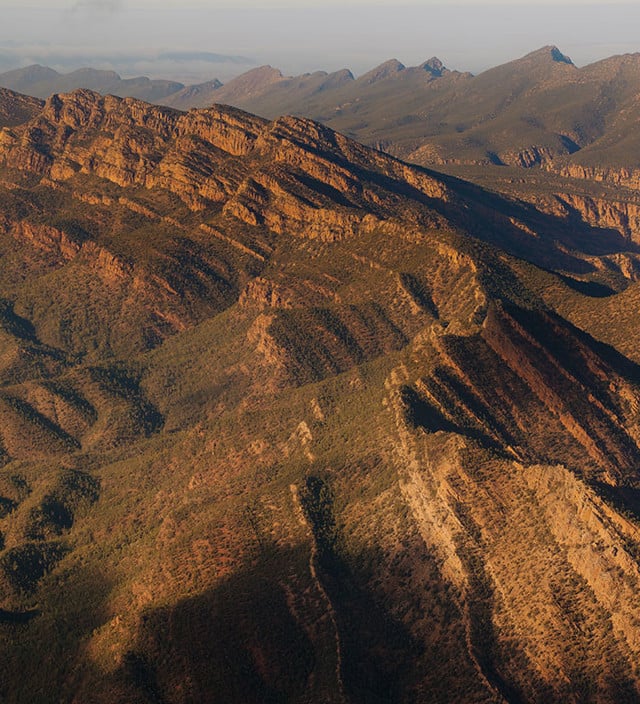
[158,46,640,192]
[9,47,640,193]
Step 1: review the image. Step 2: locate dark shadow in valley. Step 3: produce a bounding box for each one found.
[421,167,640,258]
[117,535,419,704]
[593,483,640,526]
[401,383,514,459]
[0,607,39,624]
[89,363,164,436]
[116,548,318,704]
[557,274,617,298]
[300,476,420,704]
[552,307,640,388]
[454,540,530,704]
[0,564,116,704]
[559,135,581,154]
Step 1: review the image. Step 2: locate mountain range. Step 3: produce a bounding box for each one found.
[1,61,640,702]
[160,46,640,185]
[6,46,640,191]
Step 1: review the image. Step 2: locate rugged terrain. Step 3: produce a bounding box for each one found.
[160,46,640,191]
[13,47,640,193]
[1,88,640,703]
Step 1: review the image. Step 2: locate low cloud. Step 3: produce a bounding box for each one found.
[70,0,124,13]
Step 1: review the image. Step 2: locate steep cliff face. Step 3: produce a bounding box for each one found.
[0,91,265,206]
[403,301,640,481]
[2,89,640,703]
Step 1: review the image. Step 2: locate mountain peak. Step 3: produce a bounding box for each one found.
[358,58,406,84]
[217,65,284,97]
[159,78,223,109]
[420,57,447,76]
[0,63,59,86]
[525,45,574,65]
[200,78,223,90]
[328,68,355,84]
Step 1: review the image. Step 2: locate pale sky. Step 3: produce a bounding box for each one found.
[9,0,636,5]
[0,2,639,82]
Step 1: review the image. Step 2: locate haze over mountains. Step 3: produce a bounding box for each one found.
[3,37,640,702]
[0,65,195,104]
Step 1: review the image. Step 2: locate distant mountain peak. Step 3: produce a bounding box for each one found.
[1,64,60,82]
[159,78,226,109]
[230,65,284,89]
[359,58,406,84]
[420,57,447,76]
[204,78,223,90]
[331,68,355,82]
[70,67,120,80]
[246,65,283,78]
[524,45,574,66]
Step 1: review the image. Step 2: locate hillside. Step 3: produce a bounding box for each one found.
[0,87,43,128]
[1,89,640,702]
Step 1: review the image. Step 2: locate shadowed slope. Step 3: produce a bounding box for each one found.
[0,87,43,128]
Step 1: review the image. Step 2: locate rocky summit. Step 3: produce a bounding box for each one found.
[1,88,640,703]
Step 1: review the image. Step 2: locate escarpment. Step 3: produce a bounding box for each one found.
[554,192,640,244]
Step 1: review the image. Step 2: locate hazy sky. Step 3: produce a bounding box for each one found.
[1,2,639,82]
